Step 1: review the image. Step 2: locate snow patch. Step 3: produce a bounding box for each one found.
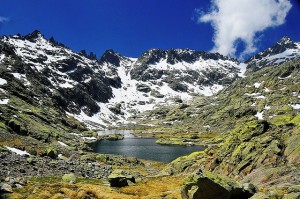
[245,93,266,99]
[251,102,257,107]
[290,104,300,110]
[238,63,247,77]
[82,137,97,140]
[5,146,30,156]
[245,93,260,97]
[0,78,7,85]
[69,133,81,137]
[0,88,6,93]
[11,73,31,86]
[0,54,6,62]
[254,95,266,99]
[0,98,9,105]
[264,105,271,110]
[58,141,68,147]
[255,111,264,120]
[254,82,261,88]
[59,82,74,88]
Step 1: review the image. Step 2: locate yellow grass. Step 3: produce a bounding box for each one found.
[120,176,183,198]
[9,176,183,199]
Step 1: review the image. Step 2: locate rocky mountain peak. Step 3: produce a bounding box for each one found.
[246,36,300,69]
[137,49,167,65]
[271,36,297,54]
[277,36,293,45]
[166,49,194,64]
[79,50,97,60]
[98,49,124,66]
[23,30,44,41]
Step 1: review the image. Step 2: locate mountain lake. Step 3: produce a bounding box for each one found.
[90,130,205,162]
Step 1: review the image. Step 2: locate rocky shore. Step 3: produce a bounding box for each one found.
[0,151,112,180]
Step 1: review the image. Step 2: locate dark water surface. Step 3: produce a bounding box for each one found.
[91,130,205,163]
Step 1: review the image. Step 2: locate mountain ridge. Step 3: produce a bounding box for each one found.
[0,30,244,128]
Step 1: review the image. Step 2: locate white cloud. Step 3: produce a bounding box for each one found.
[0,16,9,23]
[197,0,292,58]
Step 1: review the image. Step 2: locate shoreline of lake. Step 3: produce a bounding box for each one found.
[91,130,205,163]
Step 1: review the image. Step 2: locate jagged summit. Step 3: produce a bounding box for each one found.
[98,49,126,66]
[23,30,44,41]
[269,36,297,55]
[277,36,294,45]
[131,47,239,84]
[137,48,236,66]
[79,50,97,60]
[246,36,300,69]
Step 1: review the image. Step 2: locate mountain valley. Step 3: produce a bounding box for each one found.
[0,31,300,199]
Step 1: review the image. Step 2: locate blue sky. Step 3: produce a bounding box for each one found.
[0,0,299,59]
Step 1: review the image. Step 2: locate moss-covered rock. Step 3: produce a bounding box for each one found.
[283,128,300,164]
[106,134,124,141]
[82,130,97,138]
[46,147,58,159]
[164,151,205,175]
[62,173,76,183]
[282,192,300,199]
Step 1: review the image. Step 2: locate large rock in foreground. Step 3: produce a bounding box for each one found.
[181,170,256,199]
[108,170,135,187]
[0,183,13,193]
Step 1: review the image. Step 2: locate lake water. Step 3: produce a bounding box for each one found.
[91,130,205,163]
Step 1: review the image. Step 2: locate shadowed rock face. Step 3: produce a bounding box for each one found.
[181,172,255,199]
[98,49,123,67]
[108,170,135,187]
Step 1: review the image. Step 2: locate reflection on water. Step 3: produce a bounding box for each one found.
[97,130,135,138]
[92,130,205,163]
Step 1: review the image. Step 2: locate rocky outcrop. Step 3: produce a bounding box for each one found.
[0,183,13,193]
[108,170,136,187]
[181,171,255,199]
[136,83,151,93]
[46,147,58,159]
